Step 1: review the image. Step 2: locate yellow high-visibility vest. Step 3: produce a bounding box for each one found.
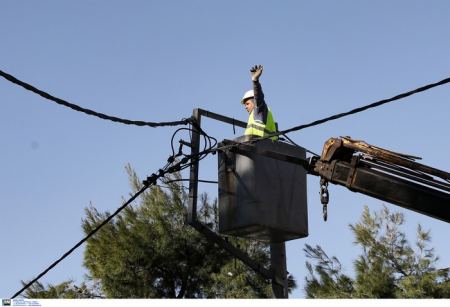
[245,108,278,141]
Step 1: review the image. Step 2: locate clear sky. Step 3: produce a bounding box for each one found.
[1,1,449,299]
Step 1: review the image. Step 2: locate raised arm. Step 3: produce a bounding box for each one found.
[250,65,265,108]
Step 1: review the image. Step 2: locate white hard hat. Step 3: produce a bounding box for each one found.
[241,90,254,104]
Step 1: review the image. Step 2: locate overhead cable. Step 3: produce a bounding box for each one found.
[0,69,190,127]
[11,184,148,299]
[262,76,450,141]
[11,156,191,299]
[205,76,450,159]
[11,125,218,299]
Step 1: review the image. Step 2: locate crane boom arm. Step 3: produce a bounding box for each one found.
[310,137,450,223]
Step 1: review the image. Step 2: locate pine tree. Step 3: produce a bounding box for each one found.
[23,280,101,298]
[80,164,279,298]
[23,164,296,298]
[304,205,450,298]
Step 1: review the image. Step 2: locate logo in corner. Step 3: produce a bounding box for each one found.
[2,299,11,306]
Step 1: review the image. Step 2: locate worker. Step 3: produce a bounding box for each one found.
[241,65,278,141]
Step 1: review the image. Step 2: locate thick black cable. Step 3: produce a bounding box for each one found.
[0,69,190,128]
[10,156,193,299]
[170,127,192,157]
[11,184,147,299]
[189,119,218,150]
[262,76,450,141]
[12,122,220,299]
[13,74,447,297]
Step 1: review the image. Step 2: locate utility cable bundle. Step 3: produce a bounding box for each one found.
[11,123,217,299]
[5,66,449,298]
[258,76,450,142]
[0,69,190,128]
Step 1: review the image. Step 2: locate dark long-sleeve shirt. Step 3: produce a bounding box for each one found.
[252,80,269,124]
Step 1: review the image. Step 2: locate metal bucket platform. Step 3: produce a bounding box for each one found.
[218,136,308,243]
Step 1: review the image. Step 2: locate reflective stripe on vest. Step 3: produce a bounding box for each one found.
[245,109,278,140]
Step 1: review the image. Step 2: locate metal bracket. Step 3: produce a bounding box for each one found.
[314,159,338,181]
[345,155,360,190]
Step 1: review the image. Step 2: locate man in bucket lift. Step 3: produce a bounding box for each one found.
[241,65,278,141]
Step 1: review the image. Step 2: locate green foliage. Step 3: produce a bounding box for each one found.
[80,164,279,298]
[23,280,100,298]
[24,164,296,298]
[206,239,273,298]
[304,205,450,298]
[303,244,354,298]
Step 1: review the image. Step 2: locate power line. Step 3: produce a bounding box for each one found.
[10,184,147,299]
[9,72,449,297]
[203,76,450,158]
[11,125,219,299]
[10,155,194,299]
[0,69,190,128]
[263,76,450,140]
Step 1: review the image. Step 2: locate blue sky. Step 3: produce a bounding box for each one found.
[1,1,449,298]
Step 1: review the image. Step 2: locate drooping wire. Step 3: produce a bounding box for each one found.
[259,76,450,141]
[169,119,218,172]
[170,127,193,157]
[13,72,447,297]
[0,69,190,128]
[11,184,147,299]
[190,76,450,158]
[11,120,221,299]
[10,152,200,299]
[188,119,218,160]
[169,124,212,165]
